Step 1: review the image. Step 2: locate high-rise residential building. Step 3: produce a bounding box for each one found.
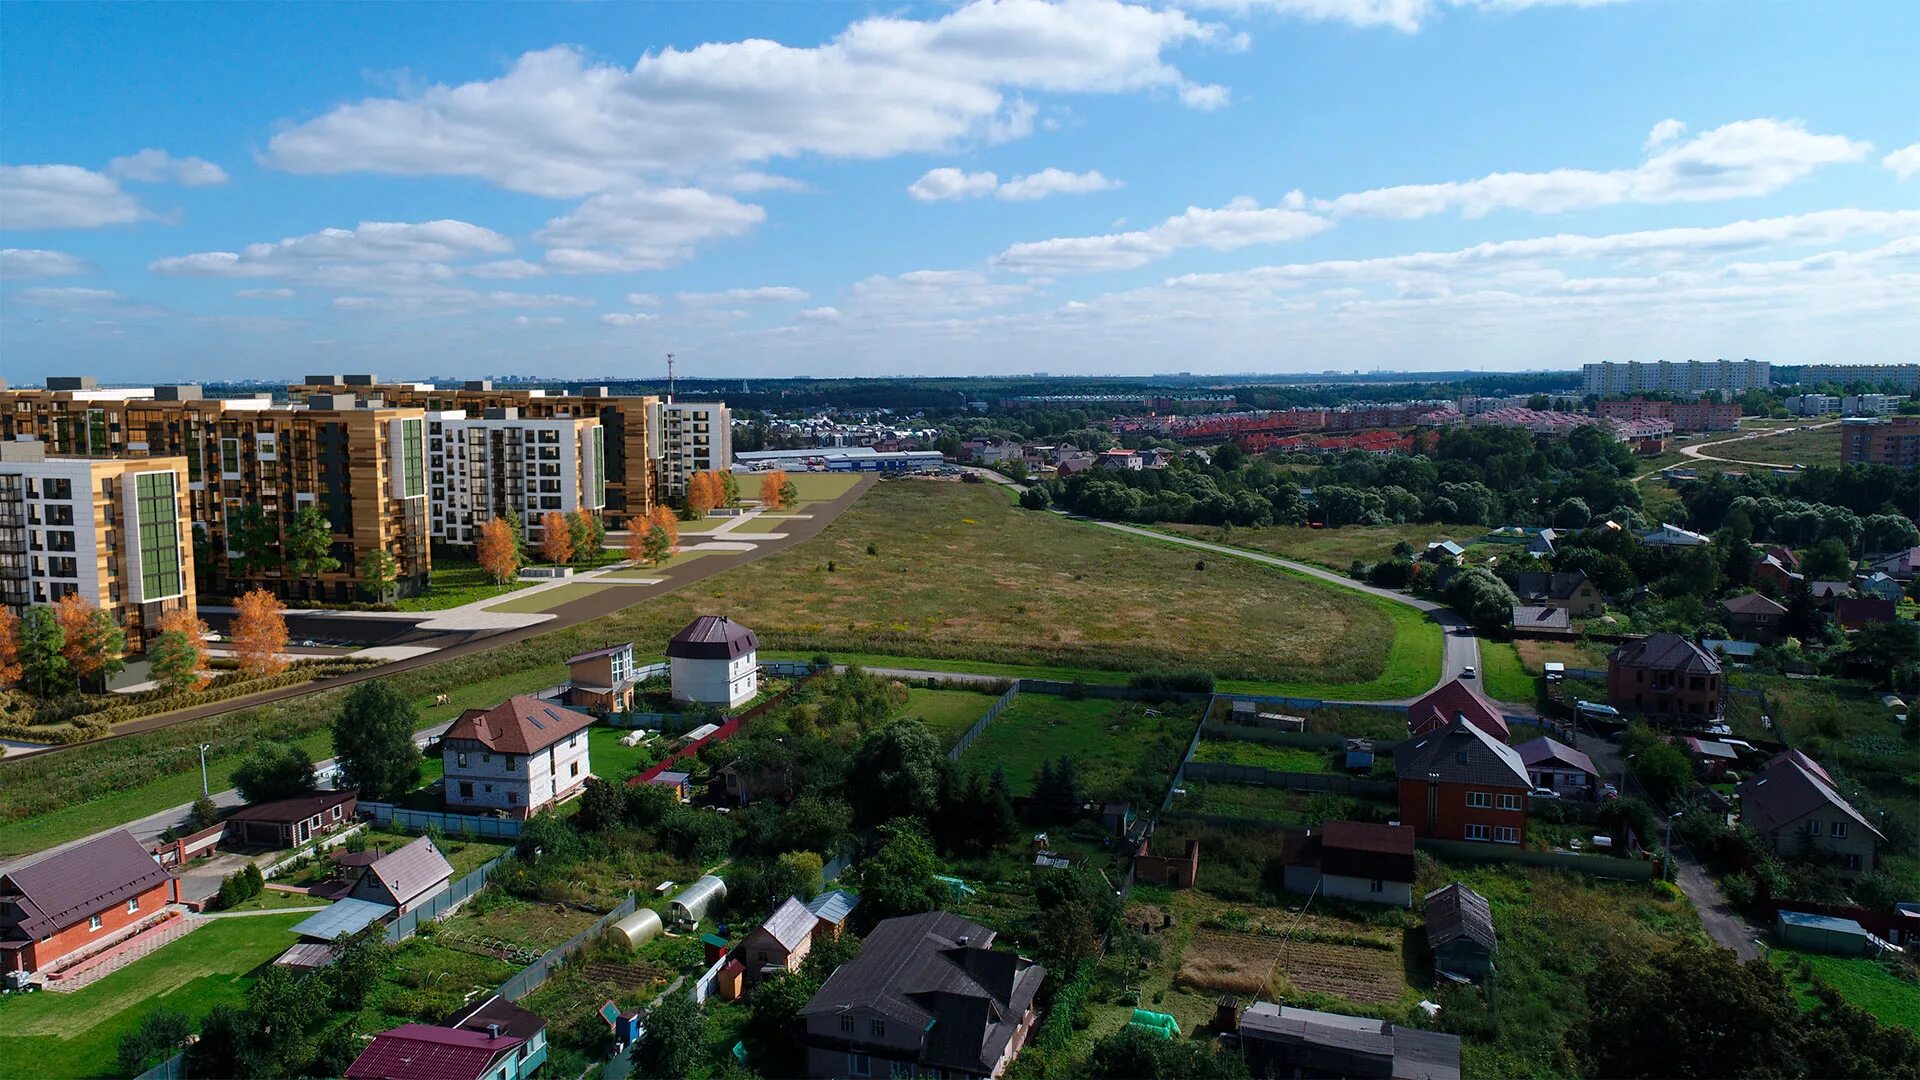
[1796,364,1920,392]
[1580,360,1771,396]
[291,378,660,529]
[650,401,733,498]
[0,441,194,652]
[1,382,429,603]
[1841,417,1920,470]
[424,408,604,547]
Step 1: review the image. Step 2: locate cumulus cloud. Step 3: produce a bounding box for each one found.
[0,248,91,280]
[677,286,810,304]
[1180,0,1625,34]
[1644,118,1686,151]
[236,288,295,299]
[799,306,843,320]
[152,220,512,280]
[261,0,1230,197]
[600,312,660,327]
[908,168,1002,201]
[467,259,547,279]
[106,149,229,186]
[1887,143,1920,181]
[0,164,151,229]
[331,288,590,314]
[847,269,1037,313]
[993,196,1332,272]
[626,293,663,307]
[534,188,765,271]
[908,166,1121,202]
[1312,118,1872,219]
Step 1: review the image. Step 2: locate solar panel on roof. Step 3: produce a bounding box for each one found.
[527,710,547,730]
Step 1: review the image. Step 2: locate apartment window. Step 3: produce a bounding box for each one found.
[128,897,140,913]
[848,1054,871,1077]
[504,755,517,772]
[871,1019,886,1037]
[460,782,474,799]
[507,792,519,806]
[1466,791,1491,809]
[135,472,183,599]
[89,914,104,931]
[1497,793,1522,811]
[1465,824,1491,842]
[592,426,607,508]
[840,1015,855,1034]
[570,761,580,777]
[221,437,242,477]
[1494,826,1520,844]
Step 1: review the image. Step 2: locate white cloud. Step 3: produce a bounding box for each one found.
[799,306,843,321]
[678,286,810,304]
[1644,118,1686,151]
[331,288,590,314]
[1887,143,1920,181]
[236,288,295,299]
[106,149,229,186]
[847,269,1036,313]
[467,259,547,279]
[993,196,1332,272]
[1178,83,1231,111]
[1313,119,1872,219]
[17,286,125,307]
[908,168,1002,202]
[0,248,90,280]
[261,0,1230,196]
[513,315,566,326]
[534,188,765,271]
[626,292,663,307]
[152,220,512,281]
[600,312,660,327]
[0,165,151,229]
[909,166,1122,202]
[1180,0,1625,33]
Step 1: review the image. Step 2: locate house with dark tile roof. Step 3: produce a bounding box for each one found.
[1406,678,1510,743]
[1737,751,1884,876]
[1606,633,1725,720]
[1424,883,1496,979]
[1513,736,1600,800]
[798,910,1044,1079]
[442,695,594,817]
[1511,570,1604,618]
[224,790,359,849]
[346,1022,527,1080]
[667,615,760,707]
[444,995,548,1079]
[1721,592,1788,643]
[0,829,177,975]
[1281,821,1417,907]
[1394,720,1531,844]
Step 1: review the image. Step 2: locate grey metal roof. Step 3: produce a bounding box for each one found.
[364,836,453,907]
[1394,719,1530,788]
[1721,592,1787,616]
[1511,570,1589,603]
[290,897,394,940]
[1510,605,1571,631]
[1423,883,1496,954]
[756,896,818,953]
[0,829,171,940]
[1238,1002,1462,1080]
[1513,736,1598,779]
[805,888,859,926]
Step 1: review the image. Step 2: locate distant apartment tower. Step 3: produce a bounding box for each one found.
[649,401,733,499]
[1841,417,1920,469]
[0,442,194,652]
[424,409,605,546]
[0,381,429,603]
[1797,364,1920,392]
[1784,394,1838,417]
[292,378,659,529]
[1842,394,1901,418]
[1580,360,1770,396]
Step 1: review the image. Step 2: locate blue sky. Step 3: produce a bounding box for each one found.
[2,0,1916,383]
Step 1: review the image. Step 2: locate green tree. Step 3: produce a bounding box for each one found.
[331,680,421,800]
[849,720,944,826]
[777,850,825,899]
[567,511,593,562]
[720,470,742,507]
[64,607,126,687]
[16,604,67,696]
[1020,485,1054,510]
[230,741,316,803]
[1086,1025,1250,1079]
[1843,619,1920,684]
[187,795,222,831]
[147,628,203,694]
[851,823,942,921]
[357,547,399,602]
[643,523,673,566]
[228,503,281,576]
[285,505,341,577]
[1800,537,1853,582]
[1631,740,1695,808]
[500,507,529,562]
[1211,441,1246,471]
[633,988,703,1079]
[779,478,798,508]
[118,1008,193,1075]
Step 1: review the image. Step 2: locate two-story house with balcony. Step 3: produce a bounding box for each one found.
[441,696,594,818]
[1606,633,1725,720]
[1394,719,1532,844]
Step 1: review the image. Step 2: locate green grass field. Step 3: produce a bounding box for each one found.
[1701,425,1843,468]
[960,695,1198,799]
[893,686,999,747]
[0,913,305,1079]
[1769,950,1920,1034]
[587,725,662,782]
[1165,521,1466,570]
[1190,739,1335,773]
[726,514,799,534]
[218,888,329,913]
[394,554,534,612]
[781,473,863,502]
[1170,780,1320,823]
[484,582,624,613]
[1478,640,1538,705]
[603,549,715,577]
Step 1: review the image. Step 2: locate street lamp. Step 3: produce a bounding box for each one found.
[1664,809,1684,881]
[198,743,212,798]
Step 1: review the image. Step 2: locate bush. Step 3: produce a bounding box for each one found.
[1127,669,1215,695]
[1722,871,1757,910]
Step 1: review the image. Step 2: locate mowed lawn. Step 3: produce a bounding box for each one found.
[394,554,534,612]
[587,725,662,782]
[1477,640,1537,705]
[1165,521,1467,570]
[960,696,1198,799]
[780,473,863,503]
[0,912,304,1079]
[485,582,624,613]
[727,514,802,534]
[1770,950,1920,1034]
[892,686,999,747]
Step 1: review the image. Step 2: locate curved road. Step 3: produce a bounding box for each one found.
[1678,419,1839,470]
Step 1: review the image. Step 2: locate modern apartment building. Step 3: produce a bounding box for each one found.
[423,409,604,547]
[1796,364,1920,392]
[1841,416,1920,469]
[1594,397,1742,433]
[1,380,429,603]
[1580,360,1770,396]
[650,400,733,498]
[296,377,659,528]
[0,441,194,652]
[1842,393,1902,417]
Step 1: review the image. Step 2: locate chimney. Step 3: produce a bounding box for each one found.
[957,935,971,947]
[487,1023,500,1040]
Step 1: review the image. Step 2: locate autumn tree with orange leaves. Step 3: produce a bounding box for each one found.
[0,607,20,689]
[148,607,212,694]
[56,593,126,687]
[231,588,289,678]
[541,511,575,565]
[648,505,679,549]
[759,469,790,511]
[686,472,719,517]
[477,517,520,584]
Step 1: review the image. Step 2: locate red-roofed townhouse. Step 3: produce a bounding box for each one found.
[442,696,595,818]
[0,829,178,975]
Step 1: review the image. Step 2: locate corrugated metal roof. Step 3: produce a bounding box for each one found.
[0,829,171,940]
[290,897,394,940]
[805,889,859,926]
[345,1024,520,1080]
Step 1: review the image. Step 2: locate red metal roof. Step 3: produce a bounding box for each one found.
[345,1024,520,1080]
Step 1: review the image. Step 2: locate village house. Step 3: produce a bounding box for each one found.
[1510,605,1572,633]
[1236,1002,1461,1080]
[1513,736,1600,799]
[564,642,639,713]
[1683,737,1739,778]
[1721,593,1788,643]
[223,790,359,850]
[1857,571,1905,602]
[1868,546,1920,581]
[348,1017,538,1080]
[347,835,454,915]
[1510,570,1605,618]
[667,615,760,708]
[1424,883,1497,980]
[798,910,1045,1080]
[0,829,177,976]
[1054,451,1096,476]
[443,996,550,1080]
[442,696,595,818]
[1281,821,1417,907]
[1754,552,1806,592]
[739,895,816,986]
[1736,750,1885,876]
[1406,677,1511,743]
[1132,836,1200,888]
[1097,447,1143,471]
[1835,596,1897,630]
[1640,522,1711,548]
[1809,580,1855,610]
[1606,633,1725,721]
[1394,719,1531,844]
[805,889,859,943]
[1421,540,1465,564]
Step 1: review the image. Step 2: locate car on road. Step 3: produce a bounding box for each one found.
[1461,665,1476,678]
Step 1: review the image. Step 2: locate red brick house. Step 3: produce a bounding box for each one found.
[1407,678,1510,743]
[1607,633,1725,721]
[1133,836,1201,888]
[1393,720,1531,844]
[1721,592,1787,643]
[0,829,178,975]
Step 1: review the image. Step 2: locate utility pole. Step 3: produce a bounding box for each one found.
[198,743,212,798]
